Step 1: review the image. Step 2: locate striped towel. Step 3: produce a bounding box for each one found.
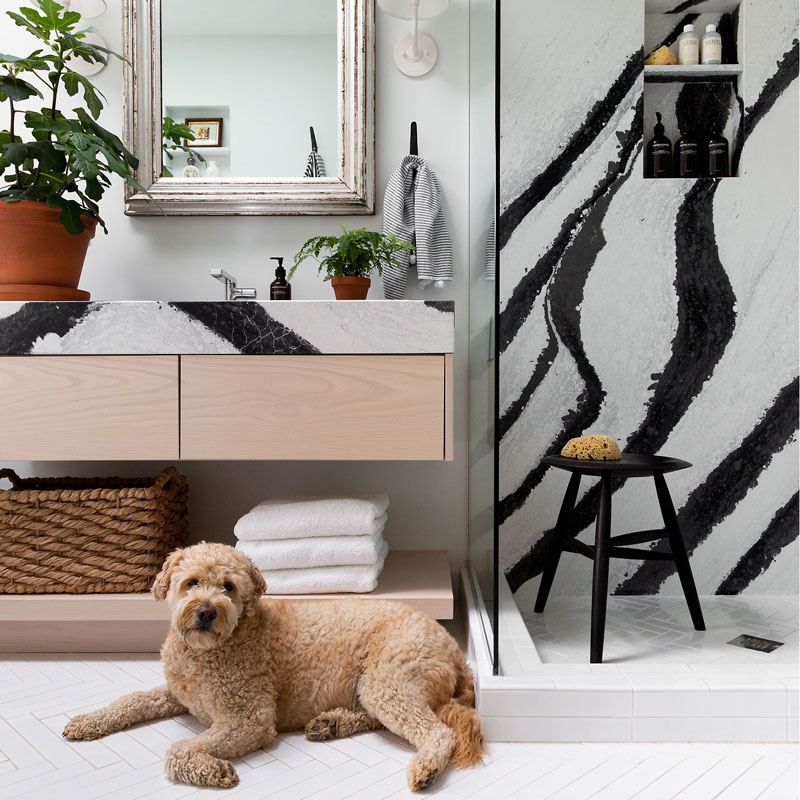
[382,155,453,299]
[304,152,326,178]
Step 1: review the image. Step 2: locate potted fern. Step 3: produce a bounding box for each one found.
[290,227,413,300]
[0,0,144,300]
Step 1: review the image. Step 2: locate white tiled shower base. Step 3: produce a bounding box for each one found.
[464,570,799,744]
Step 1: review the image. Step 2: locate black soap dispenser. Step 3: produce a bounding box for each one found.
[674,131,700,178]
[707,131,730,177]
[269,257,291,300]
[646,112,672,178]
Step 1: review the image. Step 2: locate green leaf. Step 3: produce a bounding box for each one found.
[6,11,50,42]
[26,140,66,172]
[75,107,138,168]
[3,142,28,165]
[63,71,104,118]
[84,175,102,200]
[21,184,52,201]
[47,194,86,234]
[34,0,79,32]
[0,75,42,101]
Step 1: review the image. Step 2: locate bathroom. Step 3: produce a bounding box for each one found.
[0,0,797,797]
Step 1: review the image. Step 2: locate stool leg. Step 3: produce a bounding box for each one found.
[590,475,612,663]
[654,473,705,631]
[534,472,581,614]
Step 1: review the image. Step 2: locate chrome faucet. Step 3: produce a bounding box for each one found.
[209,269,257,301]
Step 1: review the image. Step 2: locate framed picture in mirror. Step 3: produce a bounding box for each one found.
[185,118,223,148]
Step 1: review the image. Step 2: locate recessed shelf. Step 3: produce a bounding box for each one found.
[644,64,743,82]
[170,146,231,157]
[0,550,453,651]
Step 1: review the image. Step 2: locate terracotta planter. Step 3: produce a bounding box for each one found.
[0,200,97,300]
[330,276,371,300]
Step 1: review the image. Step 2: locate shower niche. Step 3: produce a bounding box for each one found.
[643,1,743,179]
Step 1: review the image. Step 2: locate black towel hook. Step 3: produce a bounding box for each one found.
[409,121,418,156]
[309,126,318,153]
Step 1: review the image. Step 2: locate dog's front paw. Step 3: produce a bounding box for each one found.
[408,749,446,792]
[63,714,107,741]
[305,716,339,742]
[165,747,239,788]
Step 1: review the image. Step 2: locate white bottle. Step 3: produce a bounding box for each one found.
[183,156,199,179]
[678,24,699,66]
[701,23,723,65]
[205,160,220,178]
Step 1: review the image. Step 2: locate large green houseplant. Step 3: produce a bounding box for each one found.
[0,0,144,299]
[290,227,413,299]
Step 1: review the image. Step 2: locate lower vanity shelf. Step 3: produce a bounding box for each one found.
[0,550,453,652]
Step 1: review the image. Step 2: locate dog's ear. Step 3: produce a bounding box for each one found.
[247,559,267,597]
[243,559,266,616]
[152,548,186,601]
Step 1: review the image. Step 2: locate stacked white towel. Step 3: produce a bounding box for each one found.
[234,494,389,594]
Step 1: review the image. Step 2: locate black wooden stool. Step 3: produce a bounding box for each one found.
[534,453,705,663]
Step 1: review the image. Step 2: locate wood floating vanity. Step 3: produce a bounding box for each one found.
[0,301,456,650]
[0,300,454,461]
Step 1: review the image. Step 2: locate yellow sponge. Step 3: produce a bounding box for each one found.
[561,435,621,461]
[645,46,677,66]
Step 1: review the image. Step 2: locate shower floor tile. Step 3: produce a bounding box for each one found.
[521,595,798,665]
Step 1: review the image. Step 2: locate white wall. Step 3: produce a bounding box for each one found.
[0,1,471,576]
[162,35,338,177]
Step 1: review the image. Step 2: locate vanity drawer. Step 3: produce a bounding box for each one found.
[180,355,449,460]
[0,356,180,460]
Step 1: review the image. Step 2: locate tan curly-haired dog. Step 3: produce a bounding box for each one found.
[63,542,483,791]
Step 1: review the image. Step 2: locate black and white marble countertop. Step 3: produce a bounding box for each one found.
[0,301,455,355]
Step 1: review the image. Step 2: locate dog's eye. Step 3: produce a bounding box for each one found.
[187,579,198,588]
[223,582,234,592]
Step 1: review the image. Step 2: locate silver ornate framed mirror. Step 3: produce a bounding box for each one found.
[122,0,375,216]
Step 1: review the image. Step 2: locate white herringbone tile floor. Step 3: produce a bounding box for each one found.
[522,596,798,664]
[0,653,798,799]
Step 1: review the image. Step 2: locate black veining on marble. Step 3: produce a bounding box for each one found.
[718,10,739,67]
[717,492,799,594]
[501,105,645,593]
[498,97,643,535]
[0,302,92,354]
[617,378,799,594]
[665,1,698,12]
[744,40,800,134]
[498,48,643,253]
[423,300,456,313]
[170,302,320,355]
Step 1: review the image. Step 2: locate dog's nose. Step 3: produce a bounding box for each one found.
[195,605,217,627]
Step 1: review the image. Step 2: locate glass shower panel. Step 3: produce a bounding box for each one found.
[467,0,498,671]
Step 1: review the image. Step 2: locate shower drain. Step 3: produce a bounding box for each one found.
[727,634,785,653]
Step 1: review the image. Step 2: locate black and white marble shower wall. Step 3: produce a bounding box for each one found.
[498,0,799,602]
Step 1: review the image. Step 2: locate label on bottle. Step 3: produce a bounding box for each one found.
[702,36,722,64]
[679,37,699,65]
[651,143,670,155]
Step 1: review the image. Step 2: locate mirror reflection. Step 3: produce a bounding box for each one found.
[161,0,339,179]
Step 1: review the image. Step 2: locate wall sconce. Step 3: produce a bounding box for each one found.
[65,0,108,77]
[378,0,450,77]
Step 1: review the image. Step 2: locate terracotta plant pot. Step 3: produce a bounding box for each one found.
[0,200,97,300]
[331,276,371,300]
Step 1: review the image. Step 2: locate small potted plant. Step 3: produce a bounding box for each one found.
[0,0,145,300]
[290,227,413,300]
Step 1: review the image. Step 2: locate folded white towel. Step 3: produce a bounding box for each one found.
[236,529,385,570]
[235,494,390,541]
[262,540,389,595]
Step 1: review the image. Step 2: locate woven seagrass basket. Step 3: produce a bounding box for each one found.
[0,467,188,593]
